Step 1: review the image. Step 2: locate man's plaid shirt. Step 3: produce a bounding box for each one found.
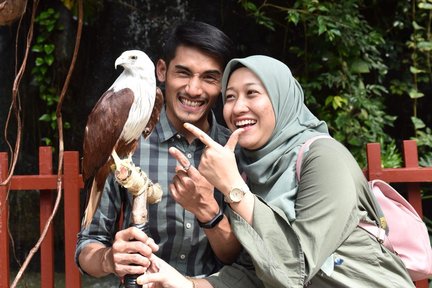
[75,106,231,277]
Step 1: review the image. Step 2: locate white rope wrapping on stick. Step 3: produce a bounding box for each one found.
[114,159,162,202]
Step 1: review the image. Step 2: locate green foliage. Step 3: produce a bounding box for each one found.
[239,0,397,167]
[407,1,432,165]
[31,7,70,146]
[61,0,103,24]
[387,0,432,167]
[238,0,432,240]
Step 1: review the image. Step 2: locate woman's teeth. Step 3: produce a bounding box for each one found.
[235,119,256,128]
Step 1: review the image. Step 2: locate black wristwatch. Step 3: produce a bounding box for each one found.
[196,208,224,229]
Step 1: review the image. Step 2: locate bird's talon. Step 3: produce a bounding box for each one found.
[115,165,131,181]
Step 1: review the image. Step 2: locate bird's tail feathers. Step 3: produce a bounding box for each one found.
[82,179,102,227]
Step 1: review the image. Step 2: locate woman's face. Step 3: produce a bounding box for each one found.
[223,67,276,150]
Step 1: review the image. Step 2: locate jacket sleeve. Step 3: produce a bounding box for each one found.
[292,139,362,279]
[207,197,306,288]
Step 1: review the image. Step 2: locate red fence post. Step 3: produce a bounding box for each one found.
[402,140,424,217]
[366,143,383,180]
[402,141,429,288]
[0,153,10,288]
[63,151,82,288]
[39,147,54,288]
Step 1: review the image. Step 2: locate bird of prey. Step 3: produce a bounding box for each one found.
[81,50,163,227]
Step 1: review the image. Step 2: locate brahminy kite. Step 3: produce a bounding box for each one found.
[81,50,163,227]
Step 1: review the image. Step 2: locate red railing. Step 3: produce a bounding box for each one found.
[0,140,431,287]
[365,140,431,288]
[0,147,82,288]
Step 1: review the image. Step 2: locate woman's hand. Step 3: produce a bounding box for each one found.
[183,123,245,195]
[136,254,194,288]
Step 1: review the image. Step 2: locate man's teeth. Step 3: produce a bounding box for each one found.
[236,119,256,127]
[181,98,203,107]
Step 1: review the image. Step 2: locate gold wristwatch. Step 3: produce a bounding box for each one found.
[224,186,249,203]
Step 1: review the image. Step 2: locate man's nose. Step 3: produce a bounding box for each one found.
[185,75,203,95]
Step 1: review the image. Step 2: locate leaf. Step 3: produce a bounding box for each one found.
[418,3,432,10]
[329,29,341,37]
[417,41,432,51]
[409,66,425,74]
[47,23,55,32]
[32,44,43,53]
[243,1,257,12]
[412,21,424,30]
[39,66,48,75]
[44,44,55,54]
[317,16,327,35]
[61,0,75,10]
[42,137,52,146]
[35,57,45,66]
[36,35,46,44]
[408,89,424,99]
[411,117,425,130]
[39,114,51,122]
[351,59,370,73]
[286,11,300,25]
[45,54,55,66]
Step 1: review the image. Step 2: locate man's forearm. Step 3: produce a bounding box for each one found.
[78,242,115,277]
[204,215,242,264]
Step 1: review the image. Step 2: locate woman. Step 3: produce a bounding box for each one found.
[137,55,414,287]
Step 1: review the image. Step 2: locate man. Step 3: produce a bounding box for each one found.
[75,21,241,282]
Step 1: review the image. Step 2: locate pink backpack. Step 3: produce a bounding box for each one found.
[296,135,432,281]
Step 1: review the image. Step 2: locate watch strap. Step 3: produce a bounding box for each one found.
[196,208,224,229]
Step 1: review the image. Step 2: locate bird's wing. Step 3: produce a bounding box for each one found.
[82,88,134,181]
[143,87,164,139]
[81,87,135,227]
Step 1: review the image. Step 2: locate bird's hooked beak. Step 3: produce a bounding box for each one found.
[114,56,126,69]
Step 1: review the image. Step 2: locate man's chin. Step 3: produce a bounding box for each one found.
[180,109,208,122]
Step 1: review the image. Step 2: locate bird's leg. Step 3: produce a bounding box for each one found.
[111,150,132,181]
[112,150,162,204]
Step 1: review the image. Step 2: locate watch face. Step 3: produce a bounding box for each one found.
[230,188,245,202]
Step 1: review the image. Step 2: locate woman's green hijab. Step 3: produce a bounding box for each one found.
[221,55,329,221]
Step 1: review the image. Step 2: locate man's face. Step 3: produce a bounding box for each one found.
[157,45,223,132]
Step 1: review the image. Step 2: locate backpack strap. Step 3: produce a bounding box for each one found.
[358,221,387,245]
[358,180,394,251]
[296,135,332,181]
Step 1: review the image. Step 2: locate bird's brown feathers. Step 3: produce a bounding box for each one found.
[81,88,135,227]
[143,87,164,139]
[82,88,135,181]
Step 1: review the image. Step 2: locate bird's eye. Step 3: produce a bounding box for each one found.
[131,56,137,60]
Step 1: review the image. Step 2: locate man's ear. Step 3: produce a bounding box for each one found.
[156,59,167,82]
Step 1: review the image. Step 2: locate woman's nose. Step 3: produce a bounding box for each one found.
[232,97,249,114]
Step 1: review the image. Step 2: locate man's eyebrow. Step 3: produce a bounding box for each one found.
[174,64,221,76]
[174,64,191,72]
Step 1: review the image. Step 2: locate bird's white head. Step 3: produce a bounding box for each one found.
[114,50,155,74]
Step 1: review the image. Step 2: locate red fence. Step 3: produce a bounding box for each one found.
[366,140,431,288]
[0,147,82,288]
[0,141,431,287]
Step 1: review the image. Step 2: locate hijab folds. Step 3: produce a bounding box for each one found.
[221,55,329,221]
